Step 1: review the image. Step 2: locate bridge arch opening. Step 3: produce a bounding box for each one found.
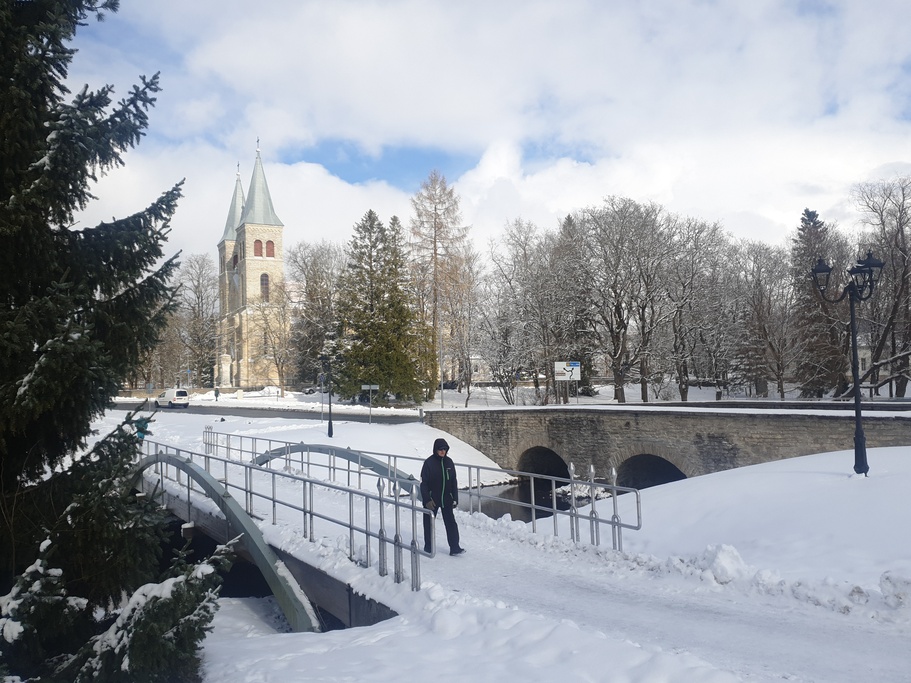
[516,446,570,479]
[473,446,571,522]
[617,454,686,490]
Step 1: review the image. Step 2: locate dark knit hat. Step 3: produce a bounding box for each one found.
[433,438,450,452]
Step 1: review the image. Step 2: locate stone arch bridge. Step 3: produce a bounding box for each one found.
[425,404,911,488]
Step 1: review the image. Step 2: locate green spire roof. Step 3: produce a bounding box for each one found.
[220,170,245,243]
[240,148,283,227]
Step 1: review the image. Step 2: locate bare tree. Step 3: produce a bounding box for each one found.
[476,273,522,405]
[665,218,728,400]
[854,177,911,396]
[735,241,803,399]
[252,279,296,397]
[176,253,219,387]
[410,170,469,401]
[441,244,483,406]
[576,198,671,403]
[285,240,345,384]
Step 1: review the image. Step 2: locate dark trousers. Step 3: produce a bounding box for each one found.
[423,505,460,553]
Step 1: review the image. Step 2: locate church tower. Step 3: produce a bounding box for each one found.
[216,147,285,388]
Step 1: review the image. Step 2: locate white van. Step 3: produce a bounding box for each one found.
[155,388,190,409]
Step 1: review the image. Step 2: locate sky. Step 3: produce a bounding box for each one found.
[67,1,911,262]
[97,387,911,681]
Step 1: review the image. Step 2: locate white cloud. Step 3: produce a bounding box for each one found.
[70,0,911,260]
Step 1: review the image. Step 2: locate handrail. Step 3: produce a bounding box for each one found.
[131,451,320,632]
[254,441,418,493]
[202,427,642,551]
[139,438,432,592]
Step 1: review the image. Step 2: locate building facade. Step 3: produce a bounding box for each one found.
[216,149,286,388]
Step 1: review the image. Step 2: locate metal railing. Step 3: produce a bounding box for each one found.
[463,462,641,551]
[139,438,432,591]
[202,427,642,551]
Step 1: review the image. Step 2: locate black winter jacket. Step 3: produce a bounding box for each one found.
[420,453,458,508]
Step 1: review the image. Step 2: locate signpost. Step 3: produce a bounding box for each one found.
[361,384,379,423]
[554,361,581,403]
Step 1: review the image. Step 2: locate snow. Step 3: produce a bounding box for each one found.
[100,387,911,682]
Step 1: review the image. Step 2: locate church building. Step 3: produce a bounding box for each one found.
[216,148,286,388]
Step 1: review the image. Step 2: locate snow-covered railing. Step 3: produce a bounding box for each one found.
[464,462,641,552]
[139,438,430,591]
[202,426,422,492]
[202,427,642,551]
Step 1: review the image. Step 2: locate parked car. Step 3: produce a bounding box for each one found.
[155,388,190,409]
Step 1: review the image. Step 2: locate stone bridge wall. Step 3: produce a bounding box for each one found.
[425,407,911,478]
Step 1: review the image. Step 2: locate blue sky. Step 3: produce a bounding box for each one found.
[70,0,911,260]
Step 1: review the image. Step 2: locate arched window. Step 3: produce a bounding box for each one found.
[232,254,238,268]
[266,240,275,258]
[254,240,263,257]
[260,273,270,302]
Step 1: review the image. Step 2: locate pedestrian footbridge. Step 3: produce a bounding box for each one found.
[134,429,641,631]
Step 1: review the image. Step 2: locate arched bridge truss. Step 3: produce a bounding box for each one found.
[132,451,320,633]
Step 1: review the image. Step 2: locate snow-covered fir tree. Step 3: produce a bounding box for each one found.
[0,2,229,680]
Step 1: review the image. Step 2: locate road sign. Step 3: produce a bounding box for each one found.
[554,361,581,381]
[360,384,379,424]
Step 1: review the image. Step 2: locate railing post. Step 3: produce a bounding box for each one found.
[569,463,579,542]
[246,466,253,515]
[589,464,599,546]
[363,493,371,569]
[611,467,621,551]
[529,474,537,534]
[348,491,355,562]
[410,488,423,590]
[271,472,277,525]
[377,479,387,577]
[308,481,315,542]
[300,479,307,534]
[551,477,559,537]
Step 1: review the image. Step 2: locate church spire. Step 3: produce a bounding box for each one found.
[240,146,283,227]
[220,166,245,243]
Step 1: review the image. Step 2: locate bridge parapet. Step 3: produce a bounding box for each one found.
[425,406,911,483]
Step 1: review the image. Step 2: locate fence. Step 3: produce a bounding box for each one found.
[202,427,642,551]
[139,438,430,591]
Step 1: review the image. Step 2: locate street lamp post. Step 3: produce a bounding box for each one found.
[320,355,334,438]
[811,250,884,476]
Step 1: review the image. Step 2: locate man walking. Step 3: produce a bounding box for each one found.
[420,438,465,556]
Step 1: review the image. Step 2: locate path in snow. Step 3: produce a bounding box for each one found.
[420,512,911,682]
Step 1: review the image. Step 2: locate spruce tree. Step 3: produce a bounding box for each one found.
[0,1,180,575]
[791,209,847,397]
[334,211,426,403]
[0,3,227,680]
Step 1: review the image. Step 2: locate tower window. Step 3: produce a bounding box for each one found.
[260,273,270,302]
[232,254,238,268]
[266,240,275,258]
[254,240,263,257]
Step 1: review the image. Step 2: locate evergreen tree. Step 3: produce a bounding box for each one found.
[0,1,180,577]
[791,209,848,397]
[334,211,425,403]
[0,539,91,681]
[0,4,226,680]
[57,539,234,683]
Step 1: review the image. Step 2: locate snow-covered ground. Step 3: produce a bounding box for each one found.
[99,387,911,682]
